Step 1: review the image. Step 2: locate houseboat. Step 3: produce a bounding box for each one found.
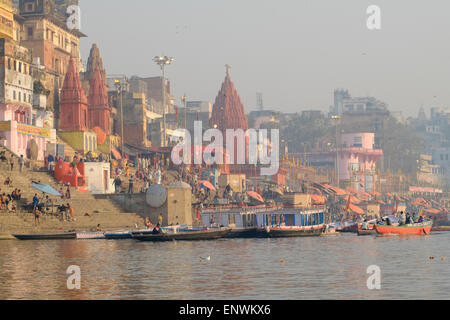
[201,205,326,238]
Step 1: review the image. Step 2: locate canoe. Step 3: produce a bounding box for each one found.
[132,228,231,242]
[375,221,433,236]
[259,224,325,238]
[76,232,105,239]
[13,233,77,240]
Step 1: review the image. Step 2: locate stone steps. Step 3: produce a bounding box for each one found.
[0,146,145,235]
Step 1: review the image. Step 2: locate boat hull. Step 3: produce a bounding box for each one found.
[104,232,132,239]
[13,233,77,240]
[431,226,450,232]
[225,228,265,238]
[132,229,232,242]
[375,222,433,236]
[76,232,106,240]
[357,228,377,236]
[259,224,325,238]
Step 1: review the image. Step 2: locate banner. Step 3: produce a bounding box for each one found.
[17,123,51,138]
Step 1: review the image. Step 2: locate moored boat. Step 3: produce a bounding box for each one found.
[357,228,377,236]
[431,226,450,232]
[104,230,132,239]
[76,232,106,240]
[375,221,433,236]
[13,232,77,240]
[260,224,325,238]
[132,228,231,242]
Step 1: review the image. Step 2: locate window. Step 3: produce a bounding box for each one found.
[18,62,22,73]
[27,27,33,38]
[25,3,34,12]
[7,59,11,69]
[18,92,21,101]
[13,91,16,100]
[353,136,362,147]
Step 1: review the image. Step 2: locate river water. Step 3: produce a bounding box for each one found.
[0,232,449,300]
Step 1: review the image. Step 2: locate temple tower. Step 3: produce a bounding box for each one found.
[59,57,88,131]
[88,67,110,135]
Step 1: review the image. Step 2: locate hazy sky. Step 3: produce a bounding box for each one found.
[79,0,450,117]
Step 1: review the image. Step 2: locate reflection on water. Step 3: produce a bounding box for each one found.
[0,233,449,300]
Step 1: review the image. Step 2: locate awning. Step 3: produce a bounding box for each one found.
[349,203,364,215]
[310,194,326,205]
[199,180,216,191]
[111,147,122,160]
[32,183,61,196]
[247,191,264,203]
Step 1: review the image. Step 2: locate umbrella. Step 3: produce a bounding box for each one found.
[247,191,264,203]
[199,180,216,191]
[32,183,61,196]
[348,203,364,215]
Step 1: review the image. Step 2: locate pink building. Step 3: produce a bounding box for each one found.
[305,132,383,192]
[0,38,54,160]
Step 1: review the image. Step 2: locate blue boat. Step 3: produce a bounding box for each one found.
[104,230,132,239]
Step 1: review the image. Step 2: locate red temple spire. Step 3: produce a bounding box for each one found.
[88,67,111,135]
[210,65,248,132]
[59,57,89,131]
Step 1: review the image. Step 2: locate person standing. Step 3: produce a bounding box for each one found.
[128,175,134,194]
[18,155,24,172]
[158,213,163,226]
[9,155,14,171]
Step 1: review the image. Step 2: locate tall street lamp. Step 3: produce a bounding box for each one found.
[114,78,127,158]
[181,94,187,130]
[332,115,341,187]
[153,55,174,147]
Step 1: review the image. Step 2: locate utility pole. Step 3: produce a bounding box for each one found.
[181,94,187,130]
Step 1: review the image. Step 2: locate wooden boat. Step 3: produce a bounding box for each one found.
[76,232,105,239]
[375,221,433,236]
[259,224,325,238]
[13,232,77,240]
[357,228,377,236]
[431,226,450,232]
[104,230,132,239]
[132,228,231,242]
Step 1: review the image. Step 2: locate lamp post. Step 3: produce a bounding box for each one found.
[114,78,126,158]
[332,115,341,187]
[153,55,174,147]
[181,94,187,130]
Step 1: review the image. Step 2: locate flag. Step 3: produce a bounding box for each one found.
[392,196,399,215]
[345,195,351,213]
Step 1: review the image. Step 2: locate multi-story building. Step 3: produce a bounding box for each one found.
[0,37,54,160]
[305,132,383,192]
[16,0,86,117]
[332,89,388,115]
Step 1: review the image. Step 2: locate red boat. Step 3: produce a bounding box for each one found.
[431,226,450,232]
[375,221,433,236]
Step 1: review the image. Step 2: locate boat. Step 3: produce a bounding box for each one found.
[431,226,450,232]
[76,232,105,239]
[357,227,377,236]
[13,232,77,240]
[104,230,132,239]
[375,221,433,236]
[256,207,326,238]
[201,205,326,238]
[132,228,231,242]
[260,224,325,238]
[357,220,377,236]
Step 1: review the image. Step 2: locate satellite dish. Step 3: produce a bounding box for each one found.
[146,184,167,208]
